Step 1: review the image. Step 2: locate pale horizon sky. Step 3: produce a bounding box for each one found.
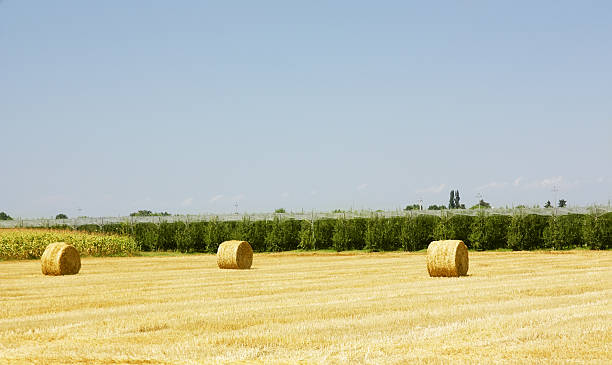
[1,1,611,218]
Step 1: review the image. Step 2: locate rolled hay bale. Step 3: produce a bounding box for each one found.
[41,242,81,276]
[217,240,253,269]
[427,240,469,277]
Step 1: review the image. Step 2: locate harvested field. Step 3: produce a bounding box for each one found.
[1,251,611,364]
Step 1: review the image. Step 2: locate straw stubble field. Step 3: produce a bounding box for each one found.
[1,251,611,364]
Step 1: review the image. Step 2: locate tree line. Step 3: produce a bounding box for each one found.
[29,210,612,253]
[406,190,568,211]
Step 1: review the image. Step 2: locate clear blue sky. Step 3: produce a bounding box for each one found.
[1,1,611,218]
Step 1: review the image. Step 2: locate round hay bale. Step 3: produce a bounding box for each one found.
[217,240,253,269]
[41,242,81,276]
[426,240,468,277]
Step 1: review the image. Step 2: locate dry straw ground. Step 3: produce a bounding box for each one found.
[1,251,611,364]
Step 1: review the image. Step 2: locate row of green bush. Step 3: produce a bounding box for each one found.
[41,211,612,253]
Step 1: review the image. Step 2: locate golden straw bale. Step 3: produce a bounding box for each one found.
[427,240,469,277]
[217,240,253,269]
[41,242,81,276]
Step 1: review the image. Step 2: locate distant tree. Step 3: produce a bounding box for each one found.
[454,190,461,209]
[130,210,170,217]
[449,190,456,209]
[470,200,491,209]
[0,212,12,220]
[428,204,447,210]
[130,210,153,217]
[558,199,567,208]
[404,204,421,211]
[479,200,491,208]
[55,213,68,219]
[544,200,552,208]
[332,209,344,213]
[274,208,286,214]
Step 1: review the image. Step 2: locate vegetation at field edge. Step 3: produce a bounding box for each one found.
[0,229,139,261]
[6,210,611,256]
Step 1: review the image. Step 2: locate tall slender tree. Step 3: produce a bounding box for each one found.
[449,190,456,209]
[454,190,460,209]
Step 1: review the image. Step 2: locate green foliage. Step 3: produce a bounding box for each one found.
[450,214,474,245]
[427,205,447,210]
[129,210,171,217]
[247,220,269,252]
[75,223,130,236]
[558,214,585,248]
[543,215,564,250]
[558,199,567,208]
[507,214,548,251]
[350,218,367,250]
[230,217,251,244]
[158,222,180,251]
[470,200,491,209]
[433,213,452,240]
[101,223,130,236]
[298,220,316,250]
[76,224,102,233]
[284,219,302,250]
[55,213,68,219]
[364,215,384,251]
[448,190,462,209]
[469,213,510,250]
[189,222,208,252]
[468,211,486,250]
[225,221,240,240]
[205,218,228,253]
[399,214,438,251]
[434,213,474,245]
[265,217,300,252]
[131,210,153,216]
[174,222,192,252]
[274,208,286,214]
[8,209,605,255]
[298,218,339,251]
[331,216,366,251]
[132,223,159,251]
[235,217,252,241]
[364,216,401,251]
[313,218,335,249]
[404,204,421,211]
[332,215,351,251]
[484,215,511,250]
[0,212,12,220]
[298,218,344,250]
[582,212,612,250]
[543,213,583,250]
